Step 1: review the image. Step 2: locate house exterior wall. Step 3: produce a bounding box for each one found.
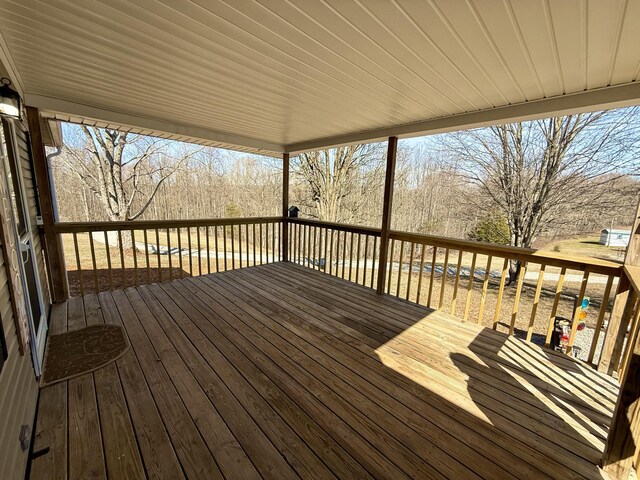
[0,119,52,480]
[0,249,39,480]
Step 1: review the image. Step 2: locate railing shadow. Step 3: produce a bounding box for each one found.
[445,326,613,478]
[366,303,613,478]
[67,267,188,296]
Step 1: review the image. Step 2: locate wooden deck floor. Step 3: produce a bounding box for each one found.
[29,262,618,480]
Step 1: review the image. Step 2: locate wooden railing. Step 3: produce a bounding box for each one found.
[54,217,282,296]
[602,265,640,478]
[288,218,381,289]
[55,214,630,371]
[288,218,624,366]
[384,230,622,364]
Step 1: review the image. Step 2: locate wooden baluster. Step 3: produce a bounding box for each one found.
[118,230,126,287]
[252,223,257,267]
[214,226,220,272]
[230,225,235,269]
[545,267,566,345]
[396,241,404,297]
[588,275,615,364]
[278,222,281,261]
[187,227,194,275]
[415,245,427,304]
[259,223,264,265]
[266,222,271,264]
[143,230,151,283]
[264,223,273,263]
[155,229,162,282]
[72,232,84,296]
[307,225,312,268]
[131,230,138,286]
[493,258,510,330]
[463,253,478,321]
[386,239,395,294]
[89,232,99,292]
[348,232,355,281]
[341,231,348,279]
[405,242,415,301]
[317,227,321,270]
[329,229,335,275]
[439,248,449,309]
[206,226,211,274]
[567,271,590,355]
[370,236,378,290]
[450,250,463,315]
[526,264,546,341]
[427,247,438,308]
[197,227,203,274]
[246,224,250,267]
[238,225,243,269]
[290,223,295,264]
[362,235,369,285]
[222,225,229,272]
[355,234,362,284]
[272,222,276,262]
[477,255,493,325]
[324,228,329,273]
[312,226,317,269]
[299,224,304,266]
[104,231,114,290]
[176,228,183,278]
[167,229,173,281]
[509,262,528,336]
[298,223,302,265]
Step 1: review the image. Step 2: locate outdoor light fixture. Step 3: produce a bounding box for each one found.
[0,77,21,119]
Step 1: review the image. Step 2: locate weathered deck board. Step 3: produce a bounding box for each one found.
[29,262,616,479]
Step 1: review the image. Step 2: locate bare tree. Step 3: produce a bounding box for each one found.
[442,107,640,280]
[291,144,385,224]
[58,126,194,222]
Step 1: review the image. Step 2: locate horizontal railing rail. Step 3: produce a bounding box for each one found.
[288,217,382,236]
[54,216,282,233]
[388,230,621,276]
[55,217,283,297]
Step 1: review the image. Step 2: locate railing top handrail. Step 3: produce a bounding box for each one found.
[53,216,283,233]
[288,217,382,236]
[389,230,622,276]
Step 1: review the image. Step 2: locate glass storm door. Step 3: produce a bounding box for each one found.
[0,118,47,375]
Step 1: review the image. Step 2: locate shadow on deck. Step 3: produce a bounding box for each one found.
[29,262,618,479]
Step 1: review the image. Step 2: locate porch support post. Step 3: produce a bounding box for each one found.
[602,195,640,478]
[282,152,289,262]
[376,136,398,294]
[25,106,68,302]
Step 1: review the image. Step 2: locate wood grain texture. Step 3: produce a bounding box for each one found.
[31,263,616,480]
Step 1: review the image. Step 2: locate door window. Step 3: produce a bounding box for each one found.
[0,119,26,237]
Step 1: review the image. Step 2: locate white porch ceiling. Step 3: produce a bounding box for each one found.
[0,0,639,156]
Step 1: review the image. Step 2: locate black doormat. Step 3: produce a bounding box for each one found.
[40,324,128,387]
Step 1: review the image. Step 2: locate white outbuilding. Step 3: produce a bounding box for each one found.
[599,229,631,247]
